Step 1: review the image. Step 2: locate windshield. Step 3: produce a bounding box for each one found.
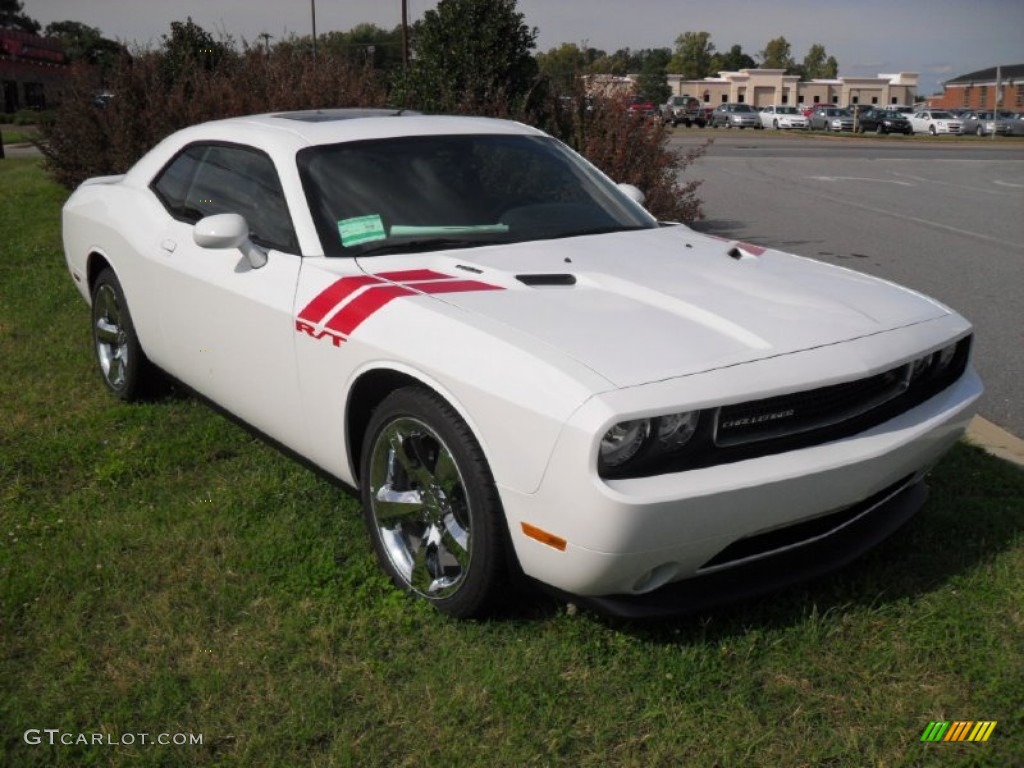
[298,134,656,257]
[777,107,799,114]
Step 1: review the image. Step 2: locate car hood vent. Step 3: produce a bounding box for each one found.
[516,273,577,287]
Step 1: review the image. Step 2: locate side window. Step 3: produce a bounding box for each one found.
[151,143,299,254]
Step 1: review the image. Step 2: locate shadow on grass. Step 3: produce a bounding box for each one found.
[484,443,1024,636]
[607,443,1024,644]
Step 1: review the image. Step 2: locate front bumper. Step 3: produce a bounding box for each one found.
[555,477,928,619]
[499,322,981,615]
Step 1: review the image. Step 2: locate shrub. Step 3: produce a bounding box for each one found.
[540,93,708,223]
[40,48,388,189]
[41,37,707,224]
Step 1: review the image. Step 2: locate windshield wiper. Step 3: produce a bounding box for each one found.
[357,237,507,257]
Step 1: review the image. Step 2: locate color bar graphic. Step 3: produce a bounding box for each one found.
[920,721,996,742]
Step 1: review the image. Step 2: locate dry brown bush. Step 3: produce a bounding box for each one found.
[41,50,706,223]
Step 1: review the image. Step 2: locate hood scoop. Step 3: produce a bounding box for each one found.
[516,273,577,287]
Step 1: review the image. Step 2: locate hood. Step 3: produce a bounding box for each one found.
[357,226,949,388]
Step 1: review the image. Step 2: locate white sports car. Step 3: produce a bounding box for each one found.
[63,110,982,618]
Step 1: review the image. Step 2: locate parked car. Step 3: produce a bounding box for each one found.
[856,108,913,135]
[710,103,761,129]
[661,95,706,127]
[1005,112,1024,136]
[758,105,808,130]
[626,95,656,118]
[908,110,963,135]
[808,106,854,132]
[62,110,981,619]
[959,110,1013,136]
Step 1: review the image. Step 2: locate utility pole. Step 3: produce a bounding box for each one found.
[401,0,409,69]
[259,32,273,59]
[311,0,317,63]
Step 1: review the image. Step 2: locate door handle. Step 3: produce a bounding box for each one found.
[161,239,177,254]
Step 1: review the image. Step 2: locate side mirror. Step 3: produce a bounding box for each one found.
[194,213,268,269]
[617,183,646,206]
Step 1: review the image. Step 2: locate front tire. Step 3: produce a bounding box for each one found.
[360,387,507,618]
[90,268,154,401]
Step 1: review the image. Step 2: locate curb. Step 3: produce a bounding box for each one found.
[966,416,1024,467]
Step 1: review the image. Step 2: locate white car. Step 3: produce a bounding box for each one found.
[759,105,808,130]
[909,110,963,135]
[62,111,982,618]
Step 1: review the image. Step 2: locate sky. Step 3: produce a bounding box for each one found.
[21,0,1024,95]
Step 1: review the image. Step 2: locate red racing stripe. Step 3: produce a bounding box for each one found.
[324,284,414,335]
[414,279,505,295]
[297,274,382,324]
[375,269,456,283]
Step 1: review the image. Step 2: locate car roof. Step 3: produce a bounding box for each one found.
[125,110,547,184]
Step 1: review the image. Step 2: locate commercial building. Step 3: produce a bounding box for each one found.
[1,29,68,113]
[666,68,919,108]
[928,64,1024,110]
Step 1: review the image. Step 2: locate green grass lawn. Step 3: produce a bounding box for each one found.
[2,158,1022,767]
[0,128,37,145]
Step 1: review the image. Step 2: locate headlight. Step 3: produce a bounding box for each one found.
[600,419,650,467]
[599,411,700,471]
[933,341,959,374]
[656,411,699,450]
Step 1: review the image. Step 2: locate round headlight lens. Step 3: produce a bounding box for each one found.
[656,411,699,451]
[600,419,651,468]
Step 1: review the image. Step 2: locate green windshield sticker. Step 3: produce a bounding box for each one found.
[338,214,386,247]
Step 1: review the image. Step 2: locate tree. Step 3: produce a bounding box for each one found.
[635,48,671,103]
[669,31,715,79]
[759,36,795,72]
[536,43,587,94]
[318,23,404,71]
[585,48,634,76]
[0,0,39,34]
[44,21,124,70]
[397,0,538,112]
[800,43,838,79]
[160,17,232,80]
[710,44,756,73]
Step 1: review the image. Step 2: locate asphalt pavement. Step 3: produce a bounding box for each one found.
[674,131,1024,440]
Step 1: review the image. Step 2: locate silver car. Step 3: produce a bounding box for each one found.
[960,110,1013,136]
[809,107,854,132]
[710,103,761,129]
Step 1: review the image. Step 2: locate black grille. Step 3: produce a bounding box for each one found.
[599,335,972,480]
[699,475,914,570]
[715,365,911,447]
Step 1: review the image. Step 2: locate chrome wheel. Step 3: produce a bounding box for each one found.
[367,417,473,599]
[93,282,130,391]
[360,387,507,617]
[90,268,156,401]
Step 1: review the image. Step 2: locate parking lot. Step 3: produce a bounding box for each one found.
[676,133,1024,437]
